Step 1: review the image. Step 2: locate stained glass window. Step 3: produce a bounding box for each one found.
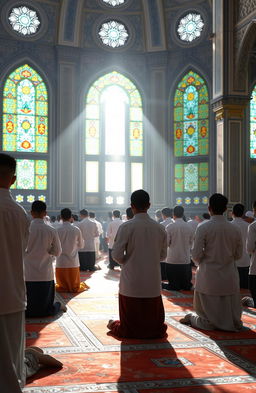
[174,71,209,157]
[250,85,256,158]
[177,13,204,42]
[9,6,40,36]
[85,71,143,205]
[99,21,129,48]
[174,163,208,192]
[11,159,47,190]
[3,64,48,153]
[102,0,126,6]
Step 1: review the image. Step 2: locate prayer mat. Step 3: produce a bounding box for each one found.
[24,255,256,393]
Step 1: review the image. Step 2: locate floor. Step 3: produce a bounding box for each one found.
[24,256,256,393]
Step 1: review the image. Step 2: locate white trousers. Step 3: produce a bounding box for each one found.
[0,311,25,392]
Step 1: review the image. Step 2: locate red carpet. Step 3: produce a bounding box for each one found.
[24,257,256,392]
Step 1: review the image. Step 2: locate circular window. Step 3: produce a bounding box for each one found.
[102,0,126,6]
[99,20,129,48]
[8,5,40,36]
[177,13,204,42]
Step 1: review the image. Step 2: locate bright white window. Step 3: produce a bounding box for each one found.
[105,162,125,192]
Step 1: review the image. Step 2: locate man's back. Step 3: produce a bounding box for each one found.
[76,218,98,251]
[0,189,29,315]
[112,213,167,298]
[166,218,194,264]
[107,218,123,248]
[57,222,84,267]
[192,216,242,295]
[231,217,250,267]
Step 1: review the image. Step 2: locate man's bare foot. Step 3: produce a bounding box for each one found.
[179,313,192,325]
[60,304,67,312]
[107,319,114,330]
[25,347,63,368]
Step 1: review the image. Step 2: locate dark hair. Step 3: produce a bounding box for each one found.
[80,209,88,217]
[202,212,210,220]
[232,203,244,217]
[131,189,150,210]
[89,211,95,218]
[72,214,78,221]
[173,205,184,218]
[161,207,172,218]
[31,200,47,213]
[253,200,256,209]
[126,207,134,219]
[113,210,121,218]
[209,193,228,214]
[0,153,16,174]
[61,208,72,220]
[50,216,56,222]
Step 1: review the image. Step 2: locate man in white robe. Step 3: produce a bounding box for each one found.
[106,210,123,269]
[180,193,243,331]
[77,209,99,271]
[0,153,30,392]
[160,207,173,280]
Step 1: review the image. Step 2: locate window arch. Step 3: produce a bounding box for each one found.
[250,85,256,159]
[2,64,48,204]
[85,71,143,206]
[173,70,209,207]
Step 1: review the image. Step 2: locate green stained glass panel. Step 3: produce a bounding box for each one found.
[184,163,198,191]
[250,86,256,158]
[175,164,184,192]
[86,119,100,155]
[12,159,47,190]
[3,64,48,153]
[199,162,209,191]
[173,70,209,158]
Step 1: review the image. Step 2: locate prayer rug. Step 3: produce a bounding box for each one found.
[24,256,256,393]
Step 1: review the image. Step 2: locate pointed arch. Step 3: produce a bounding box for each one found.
[173,70,209,206]
[85,70,144,206]
[2,63,48,202]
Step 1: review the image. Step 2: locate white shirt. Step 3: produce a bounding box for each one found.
[76,218,99,252]
[246,221,256,275]
[192,216,242,295]
[166,218,194,264]
[107,218,123,249]
[24,218,62,281]
[112,213,167,298]
[187,219,199,234]
[0,188,30,315]
[56,222,84,268]
[231,217,250,267]
[161,217,173,228]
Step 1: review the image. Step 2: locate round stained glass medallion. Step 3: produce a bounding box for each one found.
[8,6,40,36]
[99,20,129,48]
[102,0,126,6]
[177,13,204,42]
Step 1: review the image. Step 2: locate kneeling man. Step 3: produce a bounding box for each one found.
[107,189,167,339]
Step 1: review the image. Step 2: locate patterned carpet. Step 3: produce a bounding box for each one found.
[24,256,256,393]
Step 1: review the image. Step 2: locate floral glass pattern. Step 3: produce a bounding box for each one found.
[177,13,204,42]
[102,0,126,5]
[3,64,48,153]
[99,21,129,48]
[11,159,47,190]
[174,162,208,192]
[250,85,256,158]
[9,6,40,36]
[174,71,209,157]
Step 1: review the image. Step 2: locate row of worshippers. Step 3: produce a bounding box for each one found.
[158,202,256,303]
[107,191,256,339]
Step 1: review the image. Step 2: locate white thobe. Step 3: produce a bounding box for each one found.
[112,213,167,298]
[231,217,250,267]
[76,218,99,252]
[24,218,62,281]
[247,221,256,275]
[187,219,199,234]
[192,216,243,295]
[0,188,29,314]
[107,218,123,249]
[166,218,194,264]
[160,217,173,262]
[56,222,84,268]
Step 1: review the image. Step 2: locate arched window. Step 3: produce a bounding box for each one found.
[85,71,143,206]
[2,64,48,204]
[250,85,256,158]
[173,70,209,207]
